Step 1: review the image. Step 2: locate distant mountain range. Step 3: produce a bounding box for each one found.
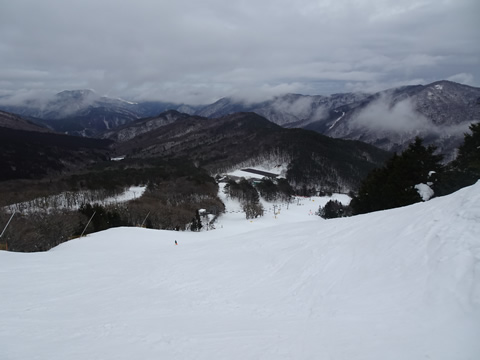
[0,108,389,192]
[107,111,390,192]
[196,81,480,159]
[1,80,479,158]
[0,90,197,137]
[0,110,112,181]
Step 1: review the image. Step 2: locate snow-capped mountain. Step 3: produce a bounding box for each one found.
[197,81,480,157]
[1,81,478,157]
[196,92,368,127]
[0,90,193,136]
[0,90,141,135]
[317,81,480,157]
[1,89,117,119]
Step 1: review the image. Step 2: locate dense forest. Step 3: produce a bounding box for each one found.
[0,159,224,252]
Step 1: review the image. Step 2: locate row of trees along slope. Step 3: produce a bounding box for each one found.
[350,123,480,215]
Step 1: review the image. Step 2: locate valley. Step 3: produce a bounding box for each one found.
[2,1,479,358]
[1,81,479,252]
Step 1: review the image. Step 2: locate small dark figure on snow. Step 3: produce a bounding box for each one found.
[175,240,178,245]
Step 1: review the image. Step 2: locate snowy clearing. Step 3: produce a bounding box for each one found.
[215,182,351,230]
[1,182,479,359]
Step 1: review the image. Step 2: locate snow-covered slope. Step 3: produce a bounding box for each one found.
[1,183,479,360]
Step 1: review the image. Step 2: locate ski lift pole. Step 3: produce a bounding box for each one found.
[140,211,151,227]
[80,211,96,238]
[0,210,15,251]
[0,210,16,239]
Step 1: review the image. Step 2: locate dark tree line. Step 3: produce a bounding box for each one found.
[437,122,480,195]
[224,179,259,203]
[350,138,443,214]
[255,178,294,202]
[0,126,111,181]
[223,177,295,219]
[349,124,480,215]
[318,200,352,219]
[1,160,225,252]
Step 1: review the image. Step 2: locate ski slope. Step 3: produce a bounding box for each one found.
[1,183,479,359]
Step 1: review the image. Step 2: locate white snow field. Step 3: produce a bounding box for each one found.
[5,186,147,214]
[1,183,480,360]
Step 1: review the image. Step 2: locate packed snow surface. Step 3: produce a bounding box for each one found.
[415,183,435,201]
[1,183,480,359]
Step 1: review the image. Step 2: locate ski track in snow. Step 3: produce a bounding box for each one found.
[328,111,345,130]
[1,182,480,359]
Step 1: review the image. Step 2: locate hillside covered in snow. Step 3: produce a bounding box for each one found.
[1,182,479,359]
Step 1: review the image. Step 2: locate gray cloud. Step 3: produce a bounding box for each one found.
[0,89,56,107]
[349,93,474,141]
[0,0,478,104]
[270,96,328,122]
[351,94,432,133]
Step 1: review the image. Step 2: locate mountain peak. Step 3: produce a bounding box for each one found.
[55,89,97,100]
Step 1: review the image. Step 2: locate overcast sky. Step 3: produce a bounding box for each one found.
[0,0,478,104]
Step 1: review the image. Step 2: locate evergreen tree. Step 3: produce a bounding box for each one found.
[276,178,295,201]
[455,123,480,177]
[256,178,279,201]
[190,210,203,232]
[351,138,443,214]
[318,200,351,219]
[435,123,480,196]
